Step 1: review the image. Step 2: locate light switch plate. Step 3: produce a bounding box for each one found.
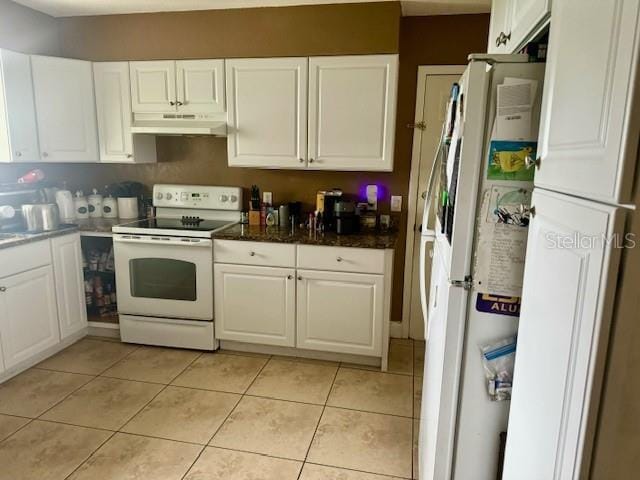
[391,195,402,212]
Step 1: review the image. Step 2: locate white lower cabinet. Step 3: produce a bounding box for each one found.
[51,233,87,339]
[296,269,384,356]
[214,263,296,347]
[0,265,60,370]
[213,241,391,361]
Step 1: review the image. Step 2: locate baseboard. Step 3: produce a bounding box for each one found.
[219,340,382,368]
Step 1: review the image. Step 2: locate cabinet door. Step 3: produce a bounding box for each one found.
[503,189,623,480]
[487,0,511,54]
[297,269,384,356]
[94,62,134,162]
[226,57,307,168]
[130,61,176,113]
[31,55,98,162]
[308,55,398,171]
[51,233,87,339]
[536,0,640,204]
[0,49,40,163]
[507,0,550,52]
[0,265,60,369]
[176,59,225,114]
[214,263,296,346]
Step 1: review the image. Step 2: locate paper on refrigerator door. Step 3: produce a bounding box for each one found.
[474,186,532,297]
[495,78,538,141]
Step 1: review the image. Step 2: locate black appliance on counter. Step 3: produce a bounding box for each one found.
[335,200,357,235]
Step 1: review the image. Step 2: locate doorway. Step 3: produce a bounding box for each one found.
[401,66,465,340]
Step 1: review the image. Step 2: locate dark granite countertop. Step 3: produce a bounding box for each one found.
[0,225,78,250]
[75,218,130,234]
[213,224,398,249]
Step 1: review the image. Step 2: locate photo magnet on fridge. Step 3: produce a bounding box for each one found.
[487,140,537,181]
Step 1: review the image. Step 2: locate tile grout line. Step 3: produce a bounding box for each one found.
[32,341,144,423]
[178,353,274,480]
[296,360,341,480]
[59,346,206,480]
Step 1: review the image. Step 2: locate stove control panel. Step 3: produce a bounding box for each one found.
[153,184,242,211]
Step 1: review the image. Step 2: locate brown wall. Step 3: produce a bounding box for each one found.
[0,3,490,324]
[0,0,59,55]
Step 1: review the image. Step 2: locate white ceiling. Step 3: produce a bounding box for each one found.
[13,0,491,17]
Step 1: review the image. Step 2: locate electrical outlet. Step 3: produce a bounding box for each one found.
[391,195,402,212]
[263,192,273,205]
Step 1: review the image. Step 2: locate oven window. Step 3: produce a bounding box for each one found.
[129,258,197,301]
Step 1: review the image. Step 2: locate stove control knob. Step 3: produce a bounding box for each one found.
[219,195,229,203]
[230,195,238,203]
[166,193,173,201]
[156,193,163,200]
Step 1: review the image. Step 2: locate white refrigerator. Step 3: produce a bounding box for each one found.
[418,54,546,480]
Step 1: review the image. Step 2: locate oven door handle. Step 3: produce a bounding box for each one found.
[113,234,213,248]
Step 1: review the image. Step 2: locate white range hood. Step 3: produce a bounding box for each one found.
[131,113,227,136]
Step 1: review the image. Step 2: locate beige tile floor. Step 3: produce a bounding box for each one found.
[0,336,425,480]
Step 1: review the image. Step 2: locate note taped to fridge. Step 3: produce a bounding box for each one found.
[474,187,531,297]
[488,140,537,181]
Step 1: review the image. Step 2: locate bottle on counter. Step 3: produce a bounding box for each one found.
[88,188,103,218]
[74,191,89,219]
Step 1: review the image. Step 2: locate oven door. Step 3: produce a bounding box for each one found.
[113,234,213,320]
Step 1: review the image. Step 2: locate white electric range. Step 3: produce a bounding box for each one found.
[112,184,242,350]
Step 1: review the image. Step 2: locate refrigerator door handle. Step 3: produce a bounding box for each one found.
[421,124,447,237]
[419,235,436,322]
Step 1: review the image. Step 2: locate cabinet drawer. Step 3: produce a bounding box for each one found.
[214,240,296,267]
[297,245,385,274]
[0,240,52,278]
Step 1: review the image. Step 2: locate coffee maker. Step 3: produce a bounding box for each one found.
[316,189,342,231]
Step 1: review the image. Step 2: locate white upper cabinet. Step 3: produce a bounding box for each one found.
[94,62,134,161]
[130,60,177,113]
[508,0,550,50]
[131,59,224,115]
[535,0,640,204]
[503,189,623,480]
[487,0,551,53]
[226,57,308,168]
[0,49,40,163]
[308,55,398,171]
[487,0,511,53]
[51,233,87,339]
[176,59,225,114]
[31,55,99,163]
[94,62,156,163]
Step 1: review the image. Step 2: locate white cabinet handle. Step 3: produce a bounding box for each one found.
[0,286,6,292]
[249,251,256,256]
[287,275,293,280]
[15,151,22,157]
[297,276,302,281]
[42,152,48,158]
[336,256,343,262]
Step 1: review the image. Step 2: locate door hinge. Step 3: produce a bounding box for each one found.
[407,121,426,130]
[450,276,473,290]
